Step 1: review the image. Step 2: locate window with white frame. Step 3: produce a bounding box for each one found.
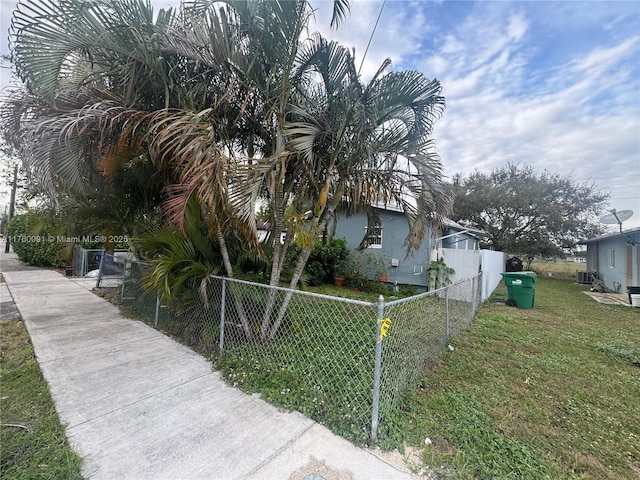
[364,225,383,248]
[609,249,615,268]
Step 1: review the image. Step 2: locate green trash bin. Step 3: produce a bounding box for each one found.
[501,271,537,309]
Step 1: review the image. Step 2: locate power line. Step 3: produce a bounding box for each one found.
[358,0,386,76]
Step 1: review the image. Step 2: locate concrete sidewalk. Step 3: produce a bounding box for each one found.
[1,254,415,480]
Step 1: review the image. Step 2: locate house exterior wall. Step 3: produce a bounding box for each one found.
[586,242,599,273]
[633,245,640,287]
[334,209,431,288]
[590,237,638,292]
[335,209,505,299]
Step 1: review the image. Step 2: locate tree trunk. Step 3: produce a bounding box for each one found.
[267,241,314,340]
[267,209,334,340]
[215,228,253,340]
[260,129,287,340]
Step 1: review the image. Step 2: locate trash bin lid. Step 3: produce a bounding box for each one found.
[501,271,537,279]
[501,271,537,286]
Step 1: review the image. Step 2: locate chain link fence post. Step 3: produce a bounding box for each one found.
[370,294,384,443]
[219,277,227,352]
[445,287,450,339]
[120,258,127,303]
[95,250,105,288]
[154,294,160,326]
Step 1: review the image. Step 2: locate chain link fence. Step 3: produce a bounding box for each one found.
[96,257,482,444]
[379,277,480,423]
[72,248,131,286]
[72,248,103,277]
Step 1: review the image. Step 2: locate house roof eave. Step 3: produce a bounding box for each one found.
[580,226,640,244]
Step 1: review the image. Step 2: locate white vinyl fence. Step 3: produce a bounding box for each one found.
[437,248,505,301]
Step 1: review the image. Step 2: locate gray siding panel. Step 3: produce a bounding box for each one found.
[334,209,431,288]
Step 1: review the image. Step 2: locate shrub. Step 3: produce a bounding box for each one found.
[302,238,350,286]
[344,250,389,293]
[428,257,455,289]
[6,212,68,267]
[397,284,419,297]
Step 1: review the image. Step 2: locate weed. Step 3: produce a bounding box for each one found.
[593,342,640,367]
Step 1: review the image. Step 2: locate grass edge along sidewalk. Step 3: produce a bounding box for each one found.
[0,318,83,479]
[385,276,640,480]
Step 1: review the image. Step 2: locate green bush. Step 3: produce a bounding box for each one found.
[302,238,350,286]
[6,212,68,267]
[344,250,389,293]
[428,257,455,289]
[397,284,419,297]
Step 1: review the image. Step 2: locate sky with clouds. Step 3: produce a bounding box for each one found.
[1,0,639,230]
[309,0,640,229]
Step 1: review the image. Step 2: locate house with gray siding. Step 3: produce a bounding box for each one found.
[582,227,640,293]
[334,206,483,290]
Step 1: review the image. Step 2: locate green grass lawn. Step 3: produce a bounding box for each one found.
[387,276,640,479]
[0,320,83,479]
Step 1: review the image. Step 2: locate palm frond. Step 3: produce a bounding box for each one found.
[330,0,350,30]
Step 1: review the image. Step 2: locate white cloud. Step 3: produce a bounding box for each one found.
[404,2,640,227]
[569,37,639,76]
[310,0,430,78]
[441,35,464,55]
[507,13,528,42]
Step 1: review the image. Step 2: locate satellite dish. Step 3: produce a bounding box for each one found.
[599,209,633,233]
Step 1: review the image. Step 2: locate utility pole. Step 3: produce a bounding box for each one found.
[4,164,18,253]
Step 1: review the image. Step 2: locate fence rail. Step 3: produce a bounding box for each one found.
[96,254,482,444]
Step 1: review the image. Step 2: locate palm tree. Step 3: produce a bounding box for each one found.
[158,1,451,340]
[259,38,452,339]
[3,0,451,343]
[3,0,182,201]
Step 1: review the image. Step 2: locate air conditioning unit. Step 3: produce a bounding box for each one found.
[577,271,597,284]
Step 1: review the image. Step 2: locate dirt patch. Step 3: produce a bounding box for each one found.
[366,445,437,479]
[628,461,640,477]
[289,458,354,480]
[430,437,456,455]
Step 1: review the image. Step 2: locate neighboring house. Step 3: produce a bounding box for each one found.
[581,227,640,293]
[436,219,484,251]
[334,206,492,292]
[257,205,504,298]
[565,257,587,263]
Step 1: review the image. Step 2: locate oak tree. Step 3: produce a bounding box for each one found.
[451,164,608,262]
